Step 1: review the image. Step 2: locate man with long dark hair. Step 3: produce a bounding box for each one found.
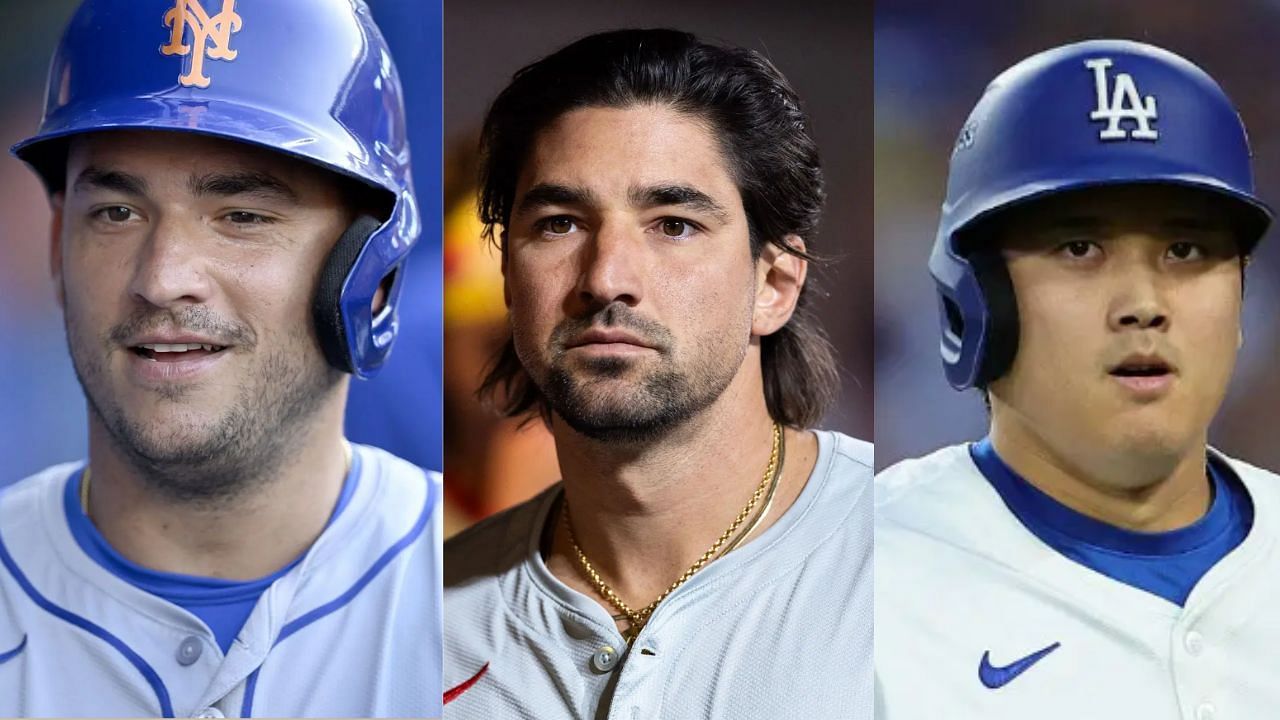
[444,29,872,718]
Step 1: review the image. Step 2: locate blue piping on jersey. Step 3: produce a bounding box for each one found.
[0,510,175,717]
[64,456,362,655]
[240,476,437,717]
[242,668,260,715]
[0,635,27,665]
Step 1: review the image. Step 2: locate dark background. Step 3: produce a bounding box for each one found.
[442,0,874,520]
[874,0,1280,469]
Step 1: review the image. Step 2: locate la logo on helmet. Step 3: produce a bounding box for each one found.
[160,0,244,89]
[1086,57,1159,141]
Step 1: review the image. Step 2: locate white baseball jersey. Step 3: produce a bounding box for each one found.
[443,430,873,720]
[0,443,443,718]
[875,444,1280,720]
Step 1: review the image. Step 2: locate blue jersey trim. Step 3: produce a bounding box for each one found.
[0,635,27,665]
[971,438,1252,606]
[972,438,1238,554]
[240,473,436,717]
[64,454,363,654]
[0,498,175,717]
[66,455,361,599]
[242,668,261,715]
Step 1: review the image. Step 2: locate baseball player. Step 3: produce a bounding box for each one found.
[443,29,872,719]
[0,1,441,717]
[876,40,1280,719]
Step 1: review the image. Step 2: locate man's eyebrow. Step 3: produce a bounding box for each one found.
[72,167,148,196]
[189,171,298,203]
[629,184,730,223]
[514,183,598,216]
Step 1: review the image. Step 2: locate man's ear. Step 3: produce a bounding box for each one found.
[752,235,808,336]
[50,193,65,310]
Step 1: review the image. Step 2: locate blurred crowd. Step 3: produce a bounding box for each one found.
[875,0,1280,469]
[0,3,98,482]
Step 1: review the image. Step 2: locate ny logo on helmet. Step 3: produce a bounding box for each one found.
[160,0,243,89]
[1085,58,1158,141]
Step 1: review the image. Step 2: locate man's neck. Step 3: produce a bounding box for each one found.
[84,406,350,581]
[543,390,819,623]
[989,411,1211,533]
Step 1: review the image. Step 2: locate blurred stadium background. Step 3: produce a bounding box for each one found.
[875,0,1280,470]
[443,0,873,533]
[0,1,443,485]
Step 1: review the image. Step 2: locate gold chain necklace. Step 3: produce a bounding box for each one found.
[716,421,786,558]
[564,422,783,643]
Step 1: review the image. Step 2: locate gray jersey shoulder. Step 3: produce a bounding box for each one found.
[0,444,442,718]
[444,430,873,720]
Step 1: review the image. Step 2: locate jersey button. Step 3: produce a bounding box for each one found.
[176,636,203,666]
[1184,631,1205,656]
[193,709,224,718]
[1195,702,1216,720]
[591,645,619,673]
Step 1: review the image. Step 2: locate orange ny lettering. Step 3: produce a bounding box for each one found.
[160,0,243,89]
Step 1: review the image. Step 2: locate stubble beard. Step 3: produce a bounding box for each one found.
[68,304,342,508]
[529,303,748,444]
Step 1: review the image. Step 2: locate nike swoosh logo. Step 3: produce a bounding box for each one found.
[979,642,1060,689]
[0,635,27,666]
[443,662,489,705]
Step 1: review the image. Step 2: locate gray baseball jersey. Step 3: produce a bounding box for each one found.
[443,430,873,719]
[876,444,1280,719]
[0,443,442,718]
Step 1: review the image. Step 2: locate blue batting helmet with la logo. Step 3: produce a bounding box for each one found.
[930,39,1272,390]
[12,0,420,379]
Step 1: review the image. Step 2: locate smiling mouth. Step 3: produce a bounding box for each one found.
[131,343,228,362]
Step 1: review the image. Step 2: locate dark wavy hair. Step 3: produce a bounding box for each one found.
[476,28,839,429]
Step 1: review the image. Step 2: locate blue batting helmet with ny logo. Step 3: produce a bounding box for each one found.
[931,39,1273,390]
[12,0,420,379]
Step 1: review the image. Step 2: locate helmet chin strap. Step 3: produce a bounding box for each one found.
[313,214,383,374]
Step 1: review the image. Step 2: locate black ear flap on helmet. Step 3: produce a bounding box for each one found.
[969,249,1020,390]
[313,215,383,374]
